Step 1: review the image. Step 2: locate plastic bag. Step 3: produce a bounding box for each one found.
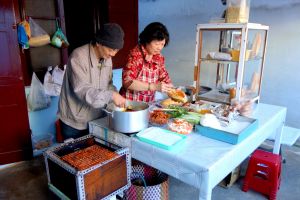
[27,73,51,111]
[207,52,232,61]
[124,161,169,200]
[44,66,65,96]
[51,20,69,48]
[20,20,31,38]
[17,23,29,49]
[52,65,66,85]
[28,17,50,47]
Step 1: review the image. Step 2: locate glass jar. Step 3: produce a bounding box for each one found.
[229,87,236,100]
[226,0,251,23]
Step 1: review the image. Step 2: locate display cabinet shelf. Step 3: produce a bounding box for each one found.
[201,57,262,64]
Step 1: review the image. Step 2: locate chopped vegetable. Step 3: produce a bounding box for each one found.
[176,112,203,125]
[166,105,188,118]
[168,119,193,135]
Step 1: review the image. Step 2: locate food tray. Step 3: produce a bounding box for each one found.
[32,133,54,150]
[195,115,258,144]
[136,127,187,150]
[61,144,118,170]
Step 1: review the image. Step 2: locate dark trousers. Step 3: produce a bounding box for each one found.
[59,120,88,140]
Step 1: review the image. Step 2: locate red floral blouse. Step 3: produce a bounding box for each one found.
[120,45,171,102]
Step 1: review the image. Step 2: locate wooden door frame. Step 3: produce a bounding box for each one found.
[19,0,68,85]
[0,0,33,164]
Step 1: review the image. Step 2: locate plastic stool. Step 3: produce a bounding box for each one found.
[242,149,281,200]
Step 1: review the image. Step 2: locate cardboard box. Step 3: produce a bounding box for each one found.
[44,135,130,200]
[219,166,241,188]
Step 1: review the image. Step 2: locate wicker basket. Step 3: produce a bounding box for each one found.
[124,161,169,200]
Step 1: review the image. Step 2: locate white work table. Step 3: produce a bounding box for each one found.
[89,103,286,200]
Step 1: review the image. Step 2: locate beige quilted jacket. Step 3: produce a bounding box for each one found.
[58,44,116,129]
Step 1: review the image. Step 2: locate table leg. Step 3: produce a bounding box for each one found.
[273,121,284,154]
[198,189,212,200]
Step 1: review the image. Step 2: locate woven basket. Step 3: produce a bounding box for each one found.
[124,161,169,200]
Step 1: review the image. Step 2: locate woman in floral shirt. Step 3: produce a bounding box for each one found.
[120,22,174,102]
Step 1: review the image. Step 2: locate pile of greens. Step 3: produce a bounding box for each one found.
[166,105,188,118]
[166,105,203,125]
[177,112,203,125]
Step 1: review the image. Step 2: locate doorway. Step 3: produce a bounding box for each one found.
[63,0,138,68]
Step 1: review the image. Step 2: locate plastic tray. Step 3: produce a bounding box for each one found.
[136,127,187,150]
[32,133,54,151]
[195,116,258,144]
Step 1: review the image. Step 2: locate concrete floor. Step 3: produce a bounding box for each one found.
[169,144,300,200]
[1,142,300,200]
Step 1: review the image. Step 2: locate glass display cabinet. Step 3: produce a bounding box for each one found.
[193,23,269,104]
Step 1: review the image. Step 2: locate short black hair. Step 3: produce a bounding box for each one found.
[139,22,169,47]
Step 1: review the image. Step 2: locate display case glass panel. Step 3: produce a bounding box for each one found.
[194,23,268,104]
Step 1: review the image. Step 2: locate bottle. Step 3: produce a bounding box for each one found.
[229,87,236,101]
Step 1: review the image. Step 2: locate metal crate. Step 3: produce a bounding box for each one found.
[44,135,131,200]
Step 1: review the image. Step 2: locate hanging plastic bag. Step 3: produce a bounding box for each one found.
[20,20,31,38]
[17,23,29,49]
[51,19,69,48]
[52,65,66,85]
[28,17,50,47]
[44,67,57,96]
[27,73,51,111]
[44,66,65,96]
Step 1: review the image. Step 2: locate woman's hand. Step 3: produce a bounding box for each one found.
[154,82,174,93]
[112,91,126,108]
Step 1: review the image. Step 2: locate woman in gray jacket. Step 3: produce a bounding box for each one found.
[58,23,126,140]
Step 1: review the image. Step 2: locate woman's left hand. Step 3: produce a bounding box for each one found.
[160,83,174,93]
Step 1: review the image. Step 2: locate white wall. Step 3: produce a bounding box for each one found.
[139,0,300,128]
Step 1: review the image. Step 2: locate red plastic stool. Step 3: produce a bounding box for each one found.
[242,149,281,200]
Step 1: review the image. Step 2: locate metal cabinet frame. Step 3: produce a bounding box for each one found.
[193,23,269,104]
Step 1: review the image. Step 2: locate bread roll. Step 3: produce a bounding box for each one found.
[167,89,188,103]
[160,98,181,108]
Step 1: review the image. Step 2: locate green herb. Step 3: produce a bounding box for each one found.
[166,105,188,118]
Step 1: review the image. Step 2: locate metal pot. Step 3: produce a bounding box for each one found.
[103,101,149,133]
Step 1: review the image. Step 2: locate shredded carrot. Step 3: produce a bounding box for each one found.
[150,110,170,125]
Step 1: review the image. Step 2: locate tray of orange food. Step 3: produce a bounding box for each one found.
[61,144,118,170]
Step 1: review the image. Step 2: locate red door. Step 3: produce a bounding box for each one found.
[0,0,32,164]
[109,0,138,68]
